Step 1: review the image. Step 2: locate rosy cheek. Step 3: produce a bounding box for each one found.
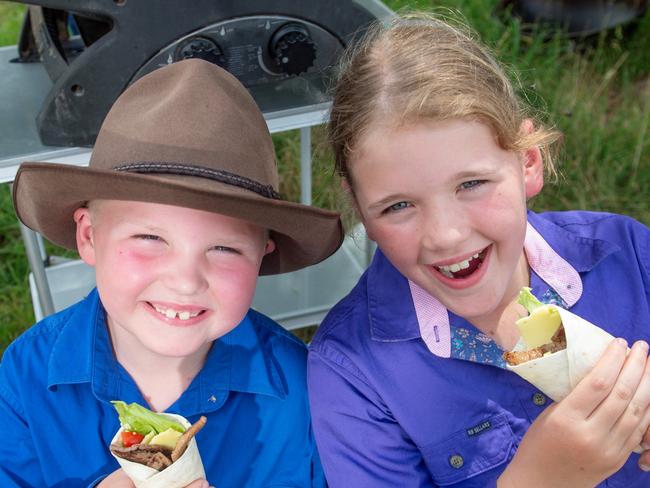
[214,263,258,295]
[112,246,163,277]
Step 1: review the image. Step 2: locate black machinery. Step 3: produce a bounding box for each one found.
[502,0,648,37]
[14,0,393,147]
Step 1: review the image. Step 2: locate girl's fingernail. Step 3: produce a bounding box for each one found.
[640,463,650,472]
[617,338,628,347]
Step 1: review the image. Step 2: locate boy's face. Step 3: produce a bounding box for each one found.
[74,200,274,360]
[349,119,543,325]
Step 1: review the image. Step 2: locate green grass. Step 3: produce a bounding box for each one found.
[0,0,648,354]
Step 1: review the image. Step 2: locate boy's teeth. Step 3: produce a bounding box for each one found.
[153,305,200,320]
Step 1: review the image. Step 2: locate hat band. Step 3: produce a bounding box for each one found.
[114,162,281,199]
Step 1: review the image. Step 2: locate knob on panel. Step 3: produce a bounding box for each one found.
[175,36,226,67]
[270,23,316,76]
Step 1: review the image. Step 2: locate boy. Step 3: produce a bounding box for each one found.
[0,59,341,487]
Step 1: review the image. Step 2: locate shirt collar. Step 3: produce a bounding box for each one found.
[366,250,421,342]
[367,211,620,348]
[47,290,286,409]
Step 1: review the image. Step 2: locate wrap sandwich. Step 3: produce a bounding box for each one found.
[503,287,616,403]
[109,401,207,488]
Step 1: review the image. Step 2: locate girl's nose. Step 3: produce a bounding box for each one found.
[420,207,469,251]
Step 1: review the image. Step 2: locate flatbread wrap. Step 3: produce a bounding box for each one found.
[109,401,207,488]
[503,287,616,403]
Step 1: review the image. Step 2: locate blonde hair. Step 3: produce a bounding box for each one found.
[329,12,561,186]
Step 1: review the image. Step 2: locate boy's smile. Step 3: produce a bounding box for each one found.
[148,301,206,324]
[74,200,274,363]
[349,118,543,327]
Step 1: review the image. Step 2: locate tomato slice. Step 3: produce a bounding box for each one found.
[121,430,145,447]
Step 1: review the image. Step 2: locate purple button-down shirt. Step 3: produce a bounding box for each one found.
[308,210,650,487]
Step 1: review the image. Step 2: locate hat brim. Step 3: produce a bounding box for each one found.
[13,163,344,275]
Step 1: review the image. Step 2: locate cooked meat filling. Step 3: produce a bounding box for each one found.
[110,443,173,471]
[504,327,567,366]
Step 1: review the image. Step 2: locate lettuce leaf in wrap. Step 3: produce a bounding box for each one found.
[111,401,185,436]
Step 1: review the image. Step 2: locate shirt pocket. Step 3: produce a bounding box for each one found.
[419,413,515,486]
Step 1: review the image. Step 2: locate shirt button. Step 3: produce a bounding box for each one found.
[208,395,217,403]
[532,392,547,406]
[449,454,464,469]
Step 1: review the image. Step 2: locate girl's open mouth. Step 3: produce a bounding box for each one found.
[433,246,489,280]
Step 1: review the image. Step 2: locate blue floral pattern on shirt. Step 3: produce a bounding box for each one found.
[450,288,568,369]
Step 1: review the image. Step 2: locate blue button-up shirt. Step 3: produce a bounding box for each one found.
[308,210,650,487]
[0,289,325,487]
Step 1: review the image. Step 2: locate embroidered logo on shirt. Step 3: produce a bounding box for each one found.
[466,420,492,437]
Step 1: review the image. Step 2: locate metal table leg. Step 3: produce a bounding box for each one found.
[18,221,55,317]
[300,126,312,205]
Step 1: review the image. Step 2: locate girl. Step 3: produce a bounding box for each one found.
[308,12,650,487]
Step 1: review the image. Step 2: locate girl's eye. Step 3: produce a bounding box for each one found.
[459,180,485,191]
[383,201,411,214]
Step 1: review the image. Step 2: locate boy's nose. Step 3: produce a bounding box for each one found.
[163,255,209,296]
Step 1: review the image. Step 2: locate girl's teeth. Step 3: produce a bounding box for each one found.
[440,268,454,278]
[165,309,176,319]
[178,311,190,320]
[435,250,485,277]
[440,257,472,273]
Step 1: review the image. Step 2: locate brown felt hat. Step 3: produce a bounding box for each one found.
[13,59,343,275]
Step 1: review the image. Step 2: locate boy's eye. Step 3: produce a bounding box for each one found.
[135,234,162,241]
[211,245,241,255]
[459,180,485,191]
[383,201,411,214]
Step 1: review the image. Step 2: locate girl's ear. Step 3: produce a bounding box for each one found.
[73,207,97,266]
[342,177,377,241]
[520,119,544,199]
[341,177,362,216]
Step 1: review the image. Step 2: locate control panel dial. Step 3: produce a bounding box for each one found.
[175,36,226,67]
[270,24,316,76]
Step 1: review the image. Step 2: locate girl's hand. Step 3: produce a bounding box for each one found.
[499,338,650,488]
[636,422,650,471]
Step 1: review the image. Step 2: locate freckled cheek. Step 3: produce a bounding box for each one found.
[472,196,527,249]
[366,223,417,262]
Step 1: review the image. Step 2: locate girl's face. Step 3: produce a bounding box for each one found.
[349,119,543,324]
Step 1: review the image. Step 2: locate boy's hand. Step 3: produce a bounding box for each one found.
[96,469,135,487]
[184,480,215,488]
[97,470,213,488]
[499,338,650,488]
